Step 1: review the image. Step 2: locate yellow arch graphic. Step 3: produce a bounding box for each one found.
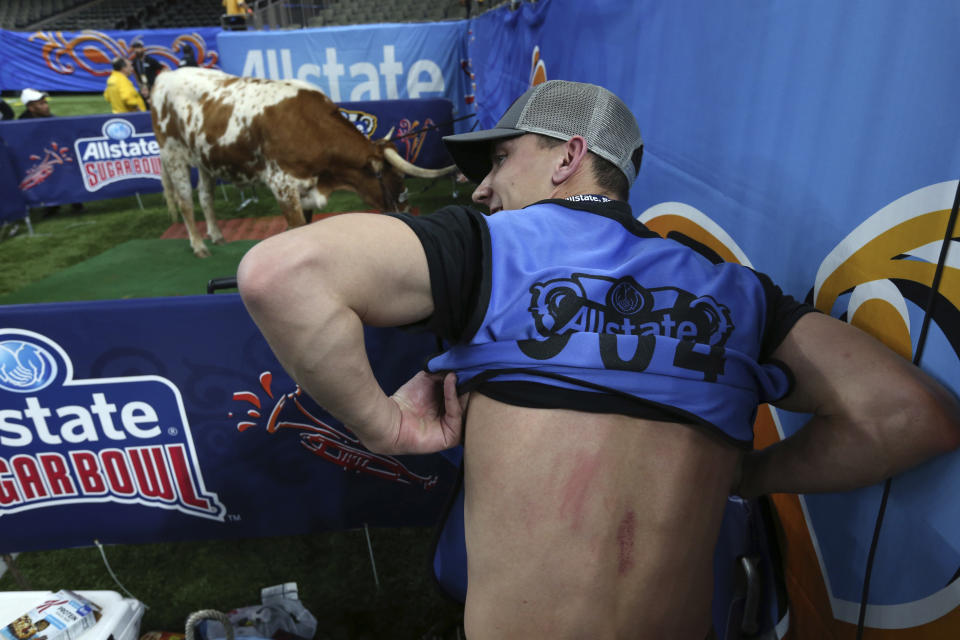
[639,188,960,638]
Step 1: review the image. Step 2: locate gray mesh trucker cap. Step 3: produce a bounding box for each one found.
[443,80,644,184]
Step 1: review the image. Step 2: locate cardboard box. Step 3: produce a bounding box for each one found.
[0,591,100,640]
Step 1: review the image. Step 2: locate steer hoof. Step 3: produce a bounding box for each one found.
[193,245,211,258]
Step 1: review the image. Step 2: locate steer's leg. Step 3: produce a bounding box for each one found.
[268,177,308,228]
[197,169,225,245]
[279,196,307,228]
[263,167,307,229]
[165,154,209,258]
[159,152,181,225]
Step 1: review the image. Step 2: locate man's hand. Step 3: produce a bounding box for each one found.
[364,371,465,455]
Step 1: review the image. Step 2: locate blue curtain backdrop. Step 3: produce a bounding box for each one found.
[464,0,960,631]
[0,27,221,92]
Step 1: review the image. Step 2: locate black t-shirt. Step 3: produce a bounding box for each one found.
[0,100,14,121]
[133,55,163,88]
[389,201,815,424]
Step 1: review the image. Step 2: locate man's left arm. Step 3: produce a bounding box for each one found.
[237,213,464,455]
[739,312,960,497]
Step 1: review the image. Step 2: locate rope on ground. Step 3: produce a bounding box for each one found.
[185,609,235,640]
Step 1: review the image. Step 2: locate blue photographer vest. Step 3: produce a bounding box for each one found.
[426,200,792,446]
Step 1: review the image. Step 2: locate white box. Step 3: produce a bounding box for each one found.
[1,590,98,640]
[0,592,144,640]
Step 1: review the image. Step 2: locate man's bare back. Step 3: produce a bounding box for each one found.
[462,393,739,639]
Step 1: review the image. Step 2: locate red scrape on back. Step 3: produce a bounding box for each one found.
[617,510,636,576]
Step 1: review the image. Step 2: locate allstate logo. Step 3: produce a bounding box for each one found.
[609,279,649,316]
[103,118,134,141]
[0,339,58,393]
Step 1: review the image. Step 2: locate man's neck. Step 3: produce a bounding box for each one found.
[550,166,620,202]
[552,184,619,202]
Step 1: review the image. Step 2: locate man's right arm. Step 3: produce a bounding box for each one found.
[237,213,464,455]
[739,312,960,497]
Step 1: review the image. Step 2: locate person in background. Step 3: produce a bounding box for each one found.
[177,43,198,67]
[224,0,252,16]
[104,58,146,113]
[17,89,52,119]
[0,93,14,120]
[17,88,84,214]
[221,0,250,29]
[129,38,163,107]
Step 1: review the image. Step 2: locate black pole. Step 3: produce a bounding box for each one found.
[855,178,960,638]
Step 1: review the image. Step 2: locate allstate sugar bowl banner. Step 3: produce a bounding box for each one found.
[0,295,456,553]
[0,113,161,207]
[0,99,455,208]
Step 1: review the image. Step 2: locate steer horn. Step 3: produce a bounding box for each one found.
[383,147,457,179]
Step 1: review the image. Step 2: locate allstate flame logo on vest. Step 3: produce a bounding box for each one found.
[74,118,162,192]
[527,273,734,346]
[0,328,225,521]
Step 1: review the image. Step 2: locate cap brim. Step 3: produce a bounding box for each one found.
[442,127,525,183]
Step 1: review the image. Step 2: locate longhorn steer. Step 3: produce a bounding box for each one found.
[150,67,453,257]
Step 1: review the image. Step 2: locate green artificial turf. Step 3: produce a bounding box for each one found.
[34,93,116,118]
[0,178,469,299]
[0,238,257,304]
[0,530,464,639]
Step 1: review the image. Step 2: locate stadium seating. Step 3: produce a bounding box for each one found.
[1,0,222,31]
[308,0,467,27]
[0,0,88,30]
[0,0,519,33]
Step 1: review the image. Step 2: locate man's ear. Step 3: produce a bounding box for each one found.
[552,136,588,185]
